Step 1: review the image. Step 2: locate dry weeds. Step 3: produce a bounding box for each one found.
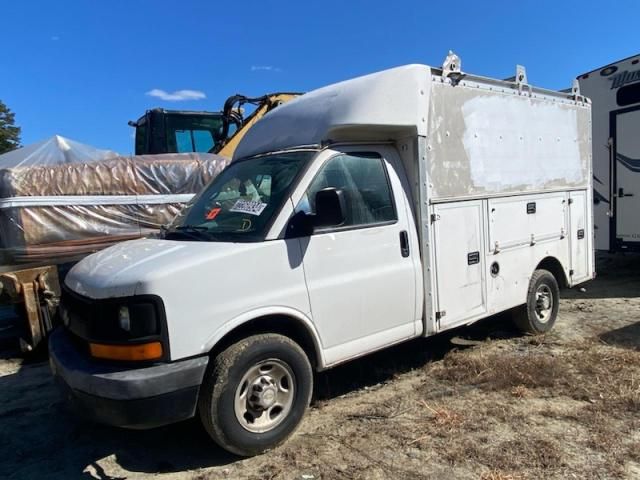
[418,335,640,478]
[429,346,565,390]
[480,470,524,480]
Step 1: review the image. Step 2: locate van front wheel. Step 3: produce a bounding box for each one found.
[198,334,313,456]
[513,269,560,335]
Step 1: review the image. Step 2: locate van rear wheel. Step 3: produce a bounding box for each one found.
[198,334,313,456]
[513,269,559,335]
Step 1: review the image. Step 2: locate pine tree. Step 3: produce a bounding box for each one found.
[0,100,21,154]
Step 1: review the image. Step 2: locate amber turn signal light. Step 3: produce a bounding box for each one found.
[89,341,163,361]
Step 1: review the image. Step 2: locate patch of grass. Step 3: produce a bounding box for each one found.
[438,434,564,476]
[429,348,565,391]
[480,470,524,480]
[510,385,532,398]
[483,437,565,473]
[428,339,640,409]
[418,400,464,429]
[567,345,640,413]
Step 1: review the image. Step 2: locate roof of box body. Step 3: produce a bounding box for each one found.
[233,64,431,160]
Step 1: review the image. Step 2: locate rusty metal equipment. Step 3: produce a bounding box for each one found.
[0,266,61,352]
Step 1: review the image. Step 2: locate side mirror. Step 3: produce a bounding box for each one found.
[314,188,346,228]
[285,211,315,238]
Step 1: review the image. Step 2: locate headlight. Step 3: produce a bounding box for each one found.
[118,306,131,332]
[116,302,159,338]
[85,301,160,341]
[61,287,167,362]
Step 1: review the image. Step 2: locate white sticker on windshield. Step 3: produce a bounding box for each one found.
[229,199,268,216]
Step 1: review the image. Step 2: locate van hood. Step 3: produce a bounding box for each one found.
[65,238,257,299]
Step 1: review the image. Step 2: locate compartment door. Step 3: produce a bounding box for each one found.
[569,191,590,283]
[433,201,486,330]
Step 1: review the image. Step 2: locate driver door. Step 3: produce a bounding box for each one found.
[294,148,419,366]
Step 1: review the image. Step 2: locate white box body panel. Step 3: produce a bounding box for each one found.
[488,193,566,251]
[427,80,592,201]
[430,191,590,333]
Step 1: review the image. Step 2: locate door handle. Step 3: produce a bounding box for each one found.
[618,188,634,197]
[399,230,410,258]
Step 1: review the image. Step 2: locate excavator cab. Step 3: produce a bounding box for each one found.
[129,109,227,155]
[130,93,301,157]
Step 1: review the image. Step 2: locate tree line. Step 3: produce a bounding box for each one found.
[0,100,21,154]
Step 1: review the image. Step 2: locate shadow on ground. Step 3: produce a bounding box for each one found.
[563,252,640,300]
[600,321,640,351]
[0,361,237,479]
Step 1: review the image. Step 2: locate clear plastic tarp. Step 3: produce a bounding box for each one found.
[0,137,230,266]
[0,135,120,169]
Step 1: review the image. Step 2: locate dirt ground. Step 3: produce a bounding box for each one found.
[1,252,639,480]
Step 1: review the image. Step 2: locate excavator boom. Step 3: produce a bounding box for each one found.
[217,93,300,158]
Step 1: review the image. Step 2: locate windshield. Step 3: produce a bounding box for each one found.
[166,151,314,241]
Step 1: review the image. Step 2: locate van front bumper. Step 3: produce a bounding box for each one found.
[49,328,209,429]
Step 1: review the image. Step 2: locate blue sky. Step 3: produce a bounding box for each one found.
[2,0,639,154]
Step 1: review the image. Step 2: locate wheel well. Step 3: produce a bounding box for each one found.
[536,256,568,289]
[208,315,321,370]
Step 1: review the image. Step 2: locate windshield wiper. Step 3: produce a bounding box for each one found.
[167,225,256,242]
[175,225,209,232]
[165,225,213,242]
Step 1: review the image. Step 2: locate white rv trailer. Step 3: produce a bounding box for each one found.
[578,53,640,251]
[50,54,594,456]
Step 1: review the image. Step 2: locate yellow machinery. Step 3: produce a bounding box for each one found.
[130,93,301,158]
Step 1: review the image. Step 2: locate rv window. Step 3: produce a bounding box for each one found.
[617,82,640,107]
[297,152,397,229]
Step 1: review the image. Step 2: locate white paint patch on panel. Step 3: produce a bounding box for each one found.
[461,96,582,190]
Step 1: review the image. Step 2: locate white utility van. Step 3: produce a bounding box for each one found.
[50,53,594,456]
[577,53,640,252]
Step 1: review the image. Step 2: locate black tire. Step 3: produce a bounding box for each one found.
[513,269,560,335]
[198,333,313,456]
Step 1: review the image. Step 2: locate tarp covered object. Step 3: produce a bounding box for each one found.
[0,137,230,265]
[0,135,120,169]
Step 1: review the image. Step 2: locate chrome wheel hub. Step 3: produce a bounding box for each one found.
[248,376,278,410]
[234,359,295,433]
[534,284,553,324]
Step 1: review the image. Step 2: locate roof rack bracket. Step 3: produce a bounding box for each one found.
[571,79,580,96]
[442,51,464,85]
[570,79,587,103]
[515,65,528,87]
[504,65,530,94]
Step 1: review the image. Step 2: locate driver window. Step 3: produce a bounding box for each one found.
[297,153,396,228]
